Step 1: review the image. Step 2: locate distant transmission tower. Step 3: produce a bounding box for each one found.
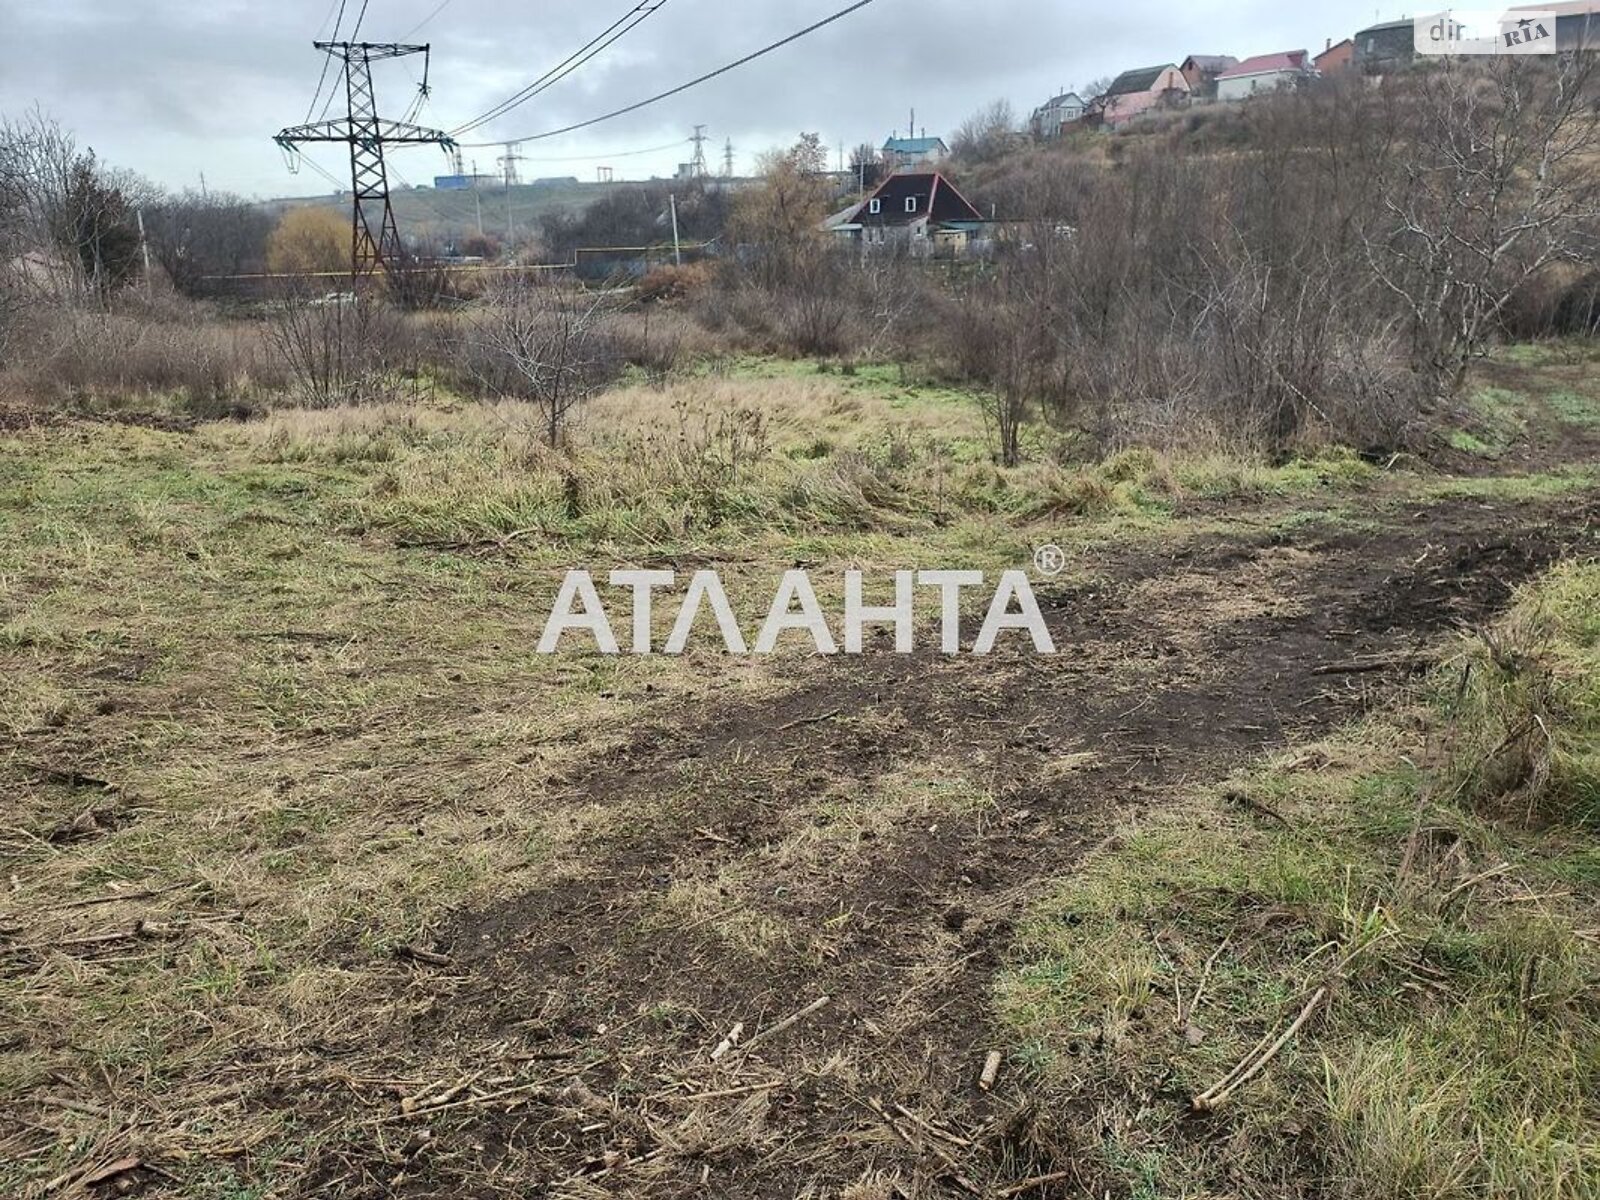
[689,124,709,178]
[723,138,735,178]
[498,142,527,187]
[274,42,454,280]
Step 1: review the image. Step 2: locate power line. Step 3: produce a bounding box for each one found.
[348,0,375,42]
[517,138,687,163]
[455,0,879,147]
[305,0,350,121]
[448,1,669,140]
[401,0,454,38]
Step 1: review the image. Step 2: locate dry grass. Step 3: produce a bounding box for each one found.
[996,563,1600,1200]
[0,352,1588,1197]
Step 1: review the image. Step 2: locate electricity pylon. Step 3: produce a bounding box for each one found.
[498,143,527,187]
[689,124,709,178]
[274,42,455,280]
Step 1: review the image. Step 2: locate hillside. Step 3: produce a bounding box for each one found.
[267,177,619,247]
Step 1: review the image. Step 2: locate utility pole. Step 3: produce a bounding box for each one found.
[497,144,527,246]
[689,125,709,178]
[135,207,152,298]
[275,42,454,281]
[668,193,682,266]
[723,138,734,179]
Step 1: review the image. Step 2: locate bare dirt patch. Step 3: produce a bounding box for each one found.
[260,490,1597,1197]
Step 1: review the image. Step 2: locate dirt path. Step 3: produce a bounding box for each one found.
[289,489,1594,1198]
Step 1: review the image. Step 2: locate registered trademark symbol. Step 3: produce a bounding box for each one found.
[1033,544,1067,577]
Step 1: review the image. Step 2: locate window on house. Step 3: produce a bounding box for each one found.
[905,197,918,213]
[869,198,881,215]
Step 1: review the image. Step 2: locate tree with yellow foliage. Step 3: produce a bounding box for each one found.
[266,206,348,276]
[727,133,834,291]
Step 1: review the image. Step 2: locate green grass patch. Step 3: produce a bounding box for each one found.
[1453,386,1531,458]
[995,562,1600,1199]
[1546,390,1600,429]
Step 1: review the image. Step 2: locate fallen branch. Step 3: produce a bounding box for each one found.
[864,1098,983,1196]
[708,1022,744,1061]
[1177,936,1231,1029]
[1312,654,1429,677]
[978,1050,1002,1092]
[387,1079,554,1121]
[892,1103,972,1148]
[997,1168,1080,1197]
[1192,985,1328,1111]
[394,943,453,967]
[741,996,830,1053]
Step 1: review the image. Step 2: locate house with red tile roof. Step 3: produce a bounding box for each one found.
[1215,50,1315,102]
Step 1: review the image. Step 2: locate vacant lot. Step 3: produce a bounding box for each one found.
[2,349,1597,1199]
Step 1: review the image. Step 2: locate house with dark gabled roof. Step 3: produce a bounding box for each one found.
[1352,19,1416,73]
[1098,64,1190,128]
[827,171,985,255]
[1030,92,1087,139]
[1180,54,1238,98]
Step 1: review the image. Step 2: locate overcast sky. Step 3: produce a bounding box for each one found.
[1,0,1405,197]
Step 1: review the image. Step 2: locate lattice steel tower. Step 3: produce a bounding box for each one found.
[689,124,709,178]
[274,42,455,279]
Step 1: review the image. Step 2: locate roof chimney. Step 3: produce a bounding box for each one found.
[1326,36,1332,49]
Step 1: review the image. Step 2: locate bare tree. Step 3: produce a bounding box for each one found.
[465,277,617,446]
[0,110,155,301]
[951,99,1020,164]
[144,190,274,296]
[268,288,405,408]
[0,121,26,362]
[848,142,883,192]
[1367,55,1600,395]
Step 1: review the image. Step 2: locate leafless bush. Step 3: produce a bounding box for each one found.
[9,303,287,415]
[463,277,620,445]
[267,288,409,409]
[606,307,699,385]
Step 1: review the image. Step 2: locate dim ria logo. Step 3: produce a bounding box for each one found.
[537,570,1056,656]
[1416,8,1556,54]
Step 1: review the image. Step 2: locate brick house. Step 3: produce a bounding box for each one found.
[1180,55,1238,99]
[1314,37,1355,73]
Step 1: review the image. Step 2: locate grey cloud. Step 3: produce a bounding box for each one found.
[1,0,1393,196]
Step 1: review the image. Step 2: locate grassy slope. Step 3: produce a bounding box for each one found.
[999,562,1600,1199]
[0,347,1596,1196]
[272,179,617,246]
